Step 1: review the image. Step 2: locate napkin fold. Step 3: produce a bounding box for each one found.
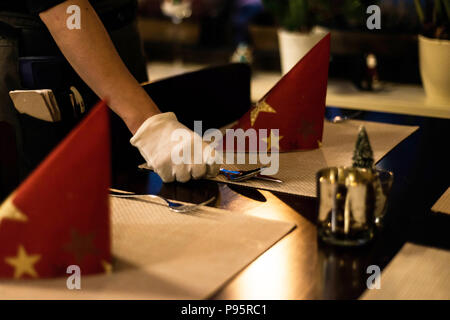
[222,33,330,152]
[0,101,111,279]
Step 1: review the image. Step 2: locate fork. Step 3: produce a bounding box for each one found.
[109,189,216,213]
[219,168,283,183]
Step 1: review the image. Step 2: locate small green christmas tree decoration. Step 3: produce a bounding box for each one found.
[352,126,374,169]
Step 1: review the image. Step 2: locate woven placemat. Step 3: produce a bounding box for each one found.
[361,243,450,300]
[212,120,418,197]
[432,187,450,215]
[0,197,295,299]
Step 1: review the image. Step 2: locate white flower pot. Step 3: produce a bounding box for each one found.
[277,27,328,75]
[418,35,450,105]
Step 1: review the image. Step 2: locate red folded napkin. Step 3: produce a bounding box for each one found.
[223,33,330,152]
[0,101,111,279]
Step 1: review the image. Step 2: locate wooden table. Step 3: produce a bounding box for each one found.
[112,110,450,300]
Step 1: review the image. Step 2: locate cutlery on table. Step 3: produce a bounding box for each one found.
[109,188,216,214]
[219,168,283,183]
[137,163,283,183]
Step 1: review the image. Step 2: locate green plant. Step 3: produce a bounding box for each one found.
[263,0,367,32]
[414,0,450,39]
[263,0,312,32]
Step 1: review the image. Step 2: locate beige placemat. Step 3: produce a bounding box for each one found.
[361,243,450,300]
[212,120,418,197]
[432,187,450,215]
[0,197,295,299]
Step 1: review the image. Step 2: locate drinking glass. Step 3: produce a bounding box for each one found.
[316,167,392,246]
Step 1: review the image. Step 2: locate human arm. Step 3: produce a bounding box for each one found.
[39,0,158,134]
[39,0,220,181]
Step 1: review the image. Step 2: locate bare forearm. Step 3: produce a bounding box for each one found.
[39,0,159,133]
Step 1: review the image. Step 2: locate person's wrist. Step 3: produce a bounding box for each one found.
[114,92,162,134]
[127,112,152,135]
[124,102,162,135]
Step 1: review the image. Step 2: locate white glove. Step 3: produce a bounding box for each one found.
[130,112,220,183]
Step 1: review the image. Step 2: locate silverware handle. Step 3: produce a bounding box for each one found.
[255,175,283,183]
[219,168,241,175]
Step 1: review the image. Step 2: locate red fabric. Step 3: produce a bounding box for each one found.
[0,101,111,278]
[224,33,330,152]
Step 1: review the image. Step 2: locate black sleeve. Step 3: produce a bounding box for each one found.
[26,0,68,15]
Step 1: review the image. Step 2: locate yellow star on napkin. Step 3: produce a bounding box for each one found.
[317,140,323,148]
[0,196,28,225]
[262,130,283,151]
[250,100,277,127]
[5,245,41,279]
[64,229,97,264]
[102,259,113,274]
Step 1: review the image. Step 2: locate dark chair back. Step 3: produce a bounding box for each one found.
[0,121,19,200]
[142,63,251,132]
[112,63,252,171]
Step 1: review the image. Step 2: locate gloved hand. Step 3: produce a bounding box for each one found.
[130,112,220,183]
